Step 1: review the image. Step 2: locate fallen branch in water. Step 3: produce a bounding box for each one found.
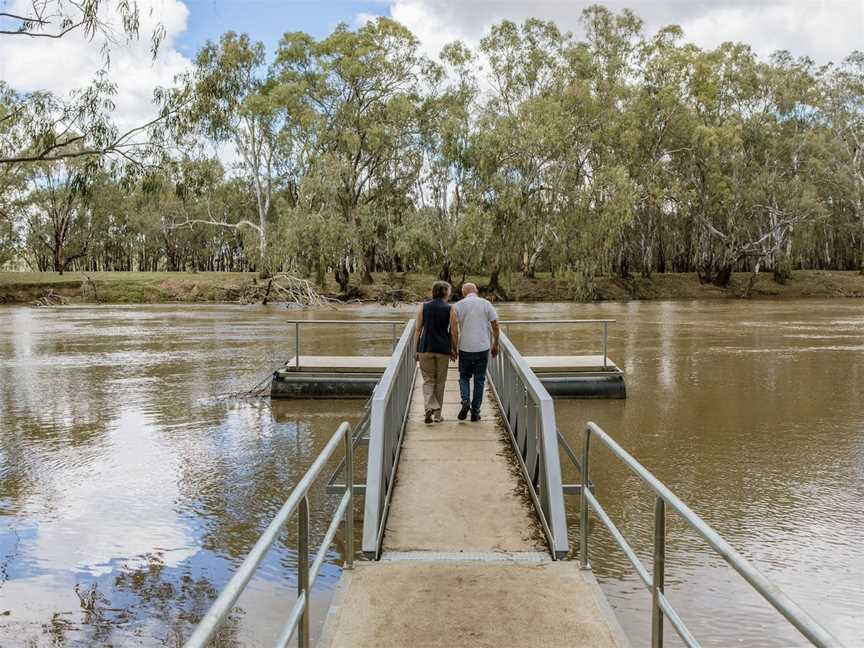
[32,289,68,307]
[229,273,342,307]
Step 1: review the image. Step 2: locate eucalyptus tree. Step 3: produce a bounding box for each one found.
[275,17,429,286]
[0,0,163,50]
[0,166,21,267]
[0,1,178,169]
[471,18,573,295]
[671,43,826,286]
[465,11,641,296]
[0,3,185,273]
[0,87,22,265]
[4,10,862,287]
[408,40,478,283]
[744,52,828,285]
[175,32,289,269]
[620,25,691,277]
[555,6,641,289]
[23,155,98,273]
[820,52,864,272]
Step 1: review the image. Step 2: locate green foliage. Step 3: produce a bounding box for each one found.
[2,10,863,288]
[274,17,429,283]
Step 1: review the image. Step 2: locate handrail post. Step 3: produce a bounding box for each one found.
[344,425,354,569]
[579,426,592,569]
[602,322,608,371]
[651,496,666,648]
[298,496,310,648]
[295,322,301,371]
[392,322,397,351]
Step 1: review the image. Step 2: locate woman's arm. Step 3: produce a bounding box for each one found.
[415,304,424,359]
[449,306,459,360]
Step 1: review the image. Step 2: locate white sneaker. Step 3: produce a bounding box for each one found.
[434,411,444,422]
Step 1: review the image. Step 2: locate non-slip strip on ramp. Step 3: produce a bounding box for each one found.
[380,551,552,563]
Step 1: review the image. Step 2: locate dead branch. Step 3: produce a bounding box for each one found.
[229,272,342,307]
[32,289,68,307]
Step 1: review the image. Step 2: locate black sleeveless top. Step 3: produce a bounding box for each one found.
[418,299,452,354]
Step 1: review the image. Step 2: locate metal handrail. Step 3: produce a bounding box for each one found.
[487,330,569,558]
[184,422,355,648]
[326,407,371,495]
[285,319,406,369]
[578,421,846,648]
[501,319,616,370]
[501,319,617,324]
[361,319,417,558]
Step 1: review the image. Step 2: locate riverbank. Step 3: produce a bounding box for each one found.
[1,269,863,305]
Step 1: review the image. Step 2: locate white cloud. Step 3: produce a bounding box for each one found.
[354,11,379,27]
[376,0,863,64]
[0,0,192,131]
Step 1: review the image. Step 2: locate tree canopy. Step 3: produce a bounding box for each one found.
[1,7,863,291]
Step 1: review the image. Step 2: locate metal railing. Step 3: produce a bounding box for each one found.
[361,319,417,558]
[502,319,616,370]
[326,407,370,495]
[286,320,406,370]
[487,330,570,558]
[184,422,355,648]
[577,421,846,648]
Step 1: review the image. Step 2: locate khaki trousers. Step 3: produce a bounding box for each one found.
[418,352,450,413]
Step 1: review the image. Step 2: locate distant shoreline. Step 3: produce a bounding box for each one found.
[1,270,863,305]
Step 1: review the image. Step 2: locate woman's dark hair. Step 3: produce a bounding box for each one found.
[431,281,451,299]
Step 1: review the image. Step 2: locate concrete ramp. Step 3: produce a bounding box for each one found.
[319,367,628,648]
[383,369,542,553]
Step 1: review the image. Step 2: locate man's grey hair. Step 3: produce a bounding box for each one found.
[462,282,478,295]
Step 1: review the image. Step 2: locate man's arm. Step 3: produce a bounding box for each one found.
[449,307,459,360]
[490,319,500,358]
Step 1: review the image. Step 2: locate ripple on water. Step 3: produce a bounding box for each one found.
[1,301,862,646]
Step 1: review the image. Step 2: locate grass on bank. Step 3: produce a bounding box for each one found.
[1,269,863,304]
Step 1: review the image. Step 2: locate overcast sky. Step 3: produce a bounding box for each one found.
[1,0,862,130]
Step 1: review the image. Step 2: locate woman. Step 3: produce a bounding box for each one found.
[415,281,459,424]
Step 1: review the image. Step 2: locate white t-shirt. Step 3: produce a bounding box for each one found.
[454,293,498,352]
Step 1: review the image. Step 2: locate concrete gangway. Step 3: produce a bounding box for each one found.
[318,365,628,648]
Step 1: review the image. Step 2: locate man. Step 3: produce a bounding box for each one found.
[453,282,500,422]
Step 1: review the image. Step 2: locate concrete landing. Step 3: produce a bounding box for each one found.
[320,560,627,648]
[526,355,620,372]
[273,354,625,399]
[282,354,619,373]
[283,355,390,372]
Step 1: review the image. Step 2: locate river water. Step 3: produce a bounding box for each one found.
[0,300,861,647]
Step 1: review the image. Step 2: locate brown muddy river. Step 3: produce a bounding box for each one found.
[0,300,862,647]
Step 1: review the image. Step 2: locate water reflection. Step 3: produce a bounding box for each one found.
[0,301,862,646]
[523,300,864,647]
[0,305,372,646]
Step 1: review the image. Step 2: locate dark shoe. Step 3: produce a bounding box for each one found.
[424,409,433,424]
[457,402,469,421]
[470,412,481,422]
